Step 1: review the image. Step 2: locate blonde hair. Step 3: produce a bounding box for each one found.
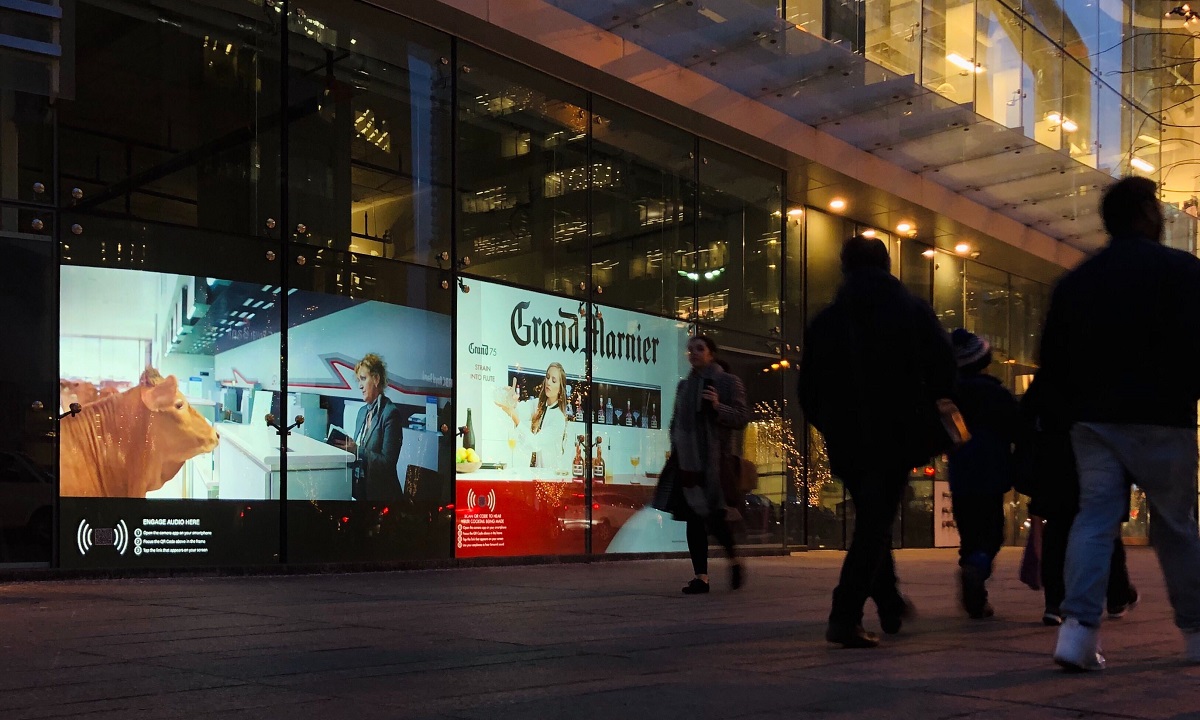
[531,362,568,434]
[355,353,386,385]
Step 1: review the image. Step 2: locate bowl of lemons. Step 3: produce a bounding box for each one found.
[455,447,482,473]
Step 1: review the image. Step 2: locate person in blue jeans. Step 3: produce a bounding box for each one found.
[1037,176,1200,670]
[947,329,1019,620]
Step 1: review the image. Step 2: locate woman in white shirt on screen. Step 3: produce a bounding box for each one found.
[495,362,570,473]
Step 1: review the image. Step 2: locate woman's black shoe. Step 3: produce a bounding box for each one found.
[682,578,710,594]
[878,596,916,635]
[825,623,880,648]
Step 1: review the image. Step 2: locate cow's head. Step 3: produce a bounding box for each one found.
[140,374,219,490]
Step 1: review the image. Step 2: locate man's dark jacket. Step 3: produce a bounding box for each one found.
[799,268,957,477]
[1037,236,1200,429]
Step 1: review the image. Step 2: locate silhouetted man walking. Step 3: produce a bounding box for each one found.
[799,235,957,648]
[1041,177,1200,670]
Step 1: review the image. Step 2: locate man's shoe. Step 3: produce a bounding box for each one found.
[826,623,880,648]
[1053,618,1105,671]
[1042,609,1064,626]
[1185,630,1200,664]
[730,563,744,591]
[878,596,916,635]
[968,602,995,620]
[681,578,710,595]
[1107,587,1140,619]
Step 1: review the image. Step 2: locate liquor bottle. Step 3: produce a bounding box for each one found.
[596,395,604,424]
[605,396,613,424]
[624,399,633,426]
[574,391,582,421]
[463,408,475,449]
[565,384,574,420]
[640,396,648,428]
[650,403,658,429]
[592,436,605,483]
[572,436,586,480]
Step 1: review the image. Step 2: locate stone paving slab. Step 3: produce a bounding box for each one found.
[2,547,1198,719]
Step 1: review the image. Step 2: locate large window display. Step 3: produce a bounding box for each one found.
[454,278,690,557]
[285,252,453,562]
[59,263,280,568]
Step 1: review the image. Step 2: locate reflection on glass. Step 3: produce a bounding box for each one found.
[975,0,1024,129]
[695,143,782,336]
[590,98,695,318]
[61,0,280,236]
[456,46,589,295]
[287,1,452,266]
[923,0,977,103]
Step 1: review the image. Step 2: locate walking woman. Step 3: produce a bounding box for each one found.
[654,335,750,594]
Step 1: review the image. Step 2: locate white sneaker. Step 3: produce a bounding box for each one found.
[1186,631,1200,664]
[1053,618,1106,671]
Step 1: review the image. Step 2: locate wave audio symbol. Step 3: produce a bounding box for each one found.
[466,489,497,513]
[75,519,130,556]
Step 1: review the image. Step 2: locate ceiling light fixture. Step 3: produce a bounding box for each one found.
[787,207,804,217]
[921,249,936,258]
[1131,156,1156,173]
[829,198,847,211]
[861,228,876,238]
[896,221,914,234]
[954,242,971,254]
[946,53,984,74]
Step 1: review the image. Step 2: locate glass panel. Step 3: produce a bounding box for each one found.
[589,97,695,319]
[804,208,849,321]
[60,0,280,238]
[964,262,1010,379]
[695,325,789,549]
[975,0,1024,129]
[923,0,978,104]
[456,45,589,296]
[0,237,55,565]
[1022,0,1064,44]
[932,250,964,330]
[1009,274,1047,392]
[865,0,921,77]
[900,240,934,302]
[806,426,845,549]
[1062,58,1095,166]
[453,279,593,557]
[285,251,453,562]
[783,203,804,347]
[695,142,782,337]
[903,477,934,547]
[286,2,452,267]
[593,307,690,554]
[0,91,53,204]
[1062,0,1099,62]
[1095,84,1128,177]
[1024,27,1064,151]
[58,219,282,568]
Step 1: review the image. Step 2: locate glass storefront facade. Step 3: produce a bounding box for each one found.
[0,0,1079,570]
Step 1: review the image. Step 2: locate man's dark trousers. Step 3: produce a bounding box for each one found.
[830,466,909,627]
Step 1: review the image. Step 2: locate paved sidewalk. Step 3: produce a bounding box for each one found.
[1,547,1198,720]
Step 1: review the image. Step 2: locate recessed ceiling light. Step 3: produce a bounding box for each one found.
[896,221,914,234]
[829,198,847,211]
[861,229,876,238]
[955,242,971,254]
[787,208,804,217]
[921,249,936,258]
